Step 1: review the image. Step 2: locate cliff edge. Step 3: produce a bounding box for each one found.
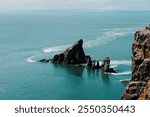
[122,25,150,100]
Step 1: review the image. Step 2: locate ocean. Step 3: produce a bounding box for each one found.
[0,10,150,100]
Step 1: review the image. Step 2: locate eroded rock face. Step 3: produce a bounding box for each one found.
[101,57,117,73]
[139,80,150,100]
[102,57,110,72]
[86,57,92,69]
[122,26,150,100]
[51,39,90,64]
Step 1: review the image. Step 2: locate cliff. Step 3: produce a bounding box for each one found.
[122,25,150,100]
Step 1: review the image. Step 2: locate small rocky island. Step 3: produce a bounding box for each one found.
[122,25,150,100]
[39,39,117,73]
[51,39,90,64]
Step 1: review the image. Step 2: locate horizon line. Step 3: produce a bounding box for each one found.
[0,9,150,12]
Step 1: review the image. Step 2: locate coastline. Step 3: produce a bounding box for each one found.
[122,25,150,100]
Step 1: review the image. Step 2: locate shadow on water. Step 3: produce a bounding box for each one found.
[101,70,110,84]
[86,68,110,84]
[86,69,100,78]
[52,63,84,77]
[52,63,110,83]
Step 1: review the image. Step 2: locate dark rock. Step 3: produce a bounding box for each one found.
[102,57,110,72]
[91,60,96,69]
[85,56,102,70]
[51,39,88,64]
[95,61,100,69]
[145,26,150,30]
[58,53,65,63]
[92,61,101,69]
[51,55,59,63]
[101,57,117,73]
[109,68,117,73]
[39,59,50,63]
[77,64,85,68]
[86,57,92,69]
[85,55,91,63]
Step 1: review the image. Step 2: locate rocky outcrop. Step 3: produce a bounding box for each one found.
[39,59,51,63]
[86,57,116,72]
[86,58,101,69]
[101,57,110,72]
[39,39,117,73]
[138,80,150,100]
[86,57,92,69]
[51,39,90,64]
[122,25,150,100]
[101,57,117,73]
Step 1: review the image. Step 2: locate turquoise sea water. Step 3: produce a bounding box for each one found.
[0,10,150,100]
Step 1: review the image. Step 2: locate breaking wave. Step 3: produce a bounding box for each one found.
[28,27,138,65]
[83,31,126,48]
[103,60,131,76]
[120,79,131,83]
[105,71,131,76]
[42,27,139,53]
[42,44,70,53]
[110,60,131,65]
[110,64,118,68]
[26,56,37,63]
[111,71,131,76]
[99,60,131,66]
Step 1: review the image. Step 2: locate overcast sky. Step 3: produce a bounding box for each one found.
[0,0,150,11]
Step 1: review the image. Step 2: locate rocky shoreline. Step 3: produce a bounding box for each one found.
[122,25,150,100]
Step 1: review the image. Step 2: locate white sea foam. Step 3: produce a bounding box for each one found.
[105,71,131,76]
[110,60,131,65]
[110,64,118,68]
[99,60,131,66]
[101,59,132,75]
[42,31,124,53]
[101,27,140,32]
[42,27,138,53]
[83,27,139,48]
[120,79,131,82]
[27,56,36,63]
[83,30,127,48]
[42,44,70,53]
[112,71,131,76]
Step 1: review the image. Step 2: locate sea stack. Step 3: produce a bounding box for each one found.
[122,25,150,100]
[51,39,90,64]
[101,57,117,73]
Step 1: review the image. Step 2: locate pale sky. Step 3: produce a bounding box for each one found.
[0,0,150,11]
